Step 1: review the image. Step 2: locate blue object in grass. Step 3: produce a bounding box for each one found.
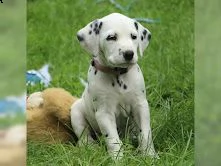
[26,64,51,87]
[0,94,25,118]
[134,18,161,24]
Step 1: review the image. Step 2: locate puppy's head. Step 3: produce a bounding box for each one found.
[77,13,151,68]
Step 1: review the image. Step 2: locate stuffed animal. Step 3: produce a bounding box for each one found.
[27,88,78,143]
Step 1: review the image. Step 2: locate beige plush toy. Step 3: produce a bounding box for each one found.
[27,88,78,143]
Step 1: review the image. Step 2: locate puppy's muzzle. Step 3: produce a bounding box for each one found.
[123,50,134,61]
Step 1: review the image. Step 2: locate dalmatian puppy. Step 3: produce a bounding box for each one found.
[71,13,157,159]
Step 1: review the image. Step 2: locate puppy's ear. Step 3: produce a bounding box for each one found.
[77,19,103,56]
[134,21,151,57]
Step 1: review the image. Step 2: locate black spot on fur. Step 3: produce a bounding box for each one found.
[90,24,93,28]
[134,22,138,30]
[141,36,144,41]
[94,70,97,75]
[91,20,101,35]
[112,82,115,87]
[99,22,103,29]
[89,30,92,35]
[143,30,147,36]
[116,76,121,87]
[140,129,142,132]
[105,134,108,137]
[91,60,95,66]
[77,34,84,41]
[142,90,145,93]
[123,84,127,90]
[95,30,99,34]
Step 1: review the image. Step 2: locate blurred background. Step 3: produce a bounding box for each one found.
[0,0,26,165]
[195,0,221,165]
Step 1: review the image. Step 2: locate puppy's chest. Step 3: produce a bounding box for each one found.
[89,71,133,96]
[87,65,146,106]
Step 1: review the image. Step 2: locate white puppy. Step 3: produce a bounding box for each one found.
[71,13,157,159]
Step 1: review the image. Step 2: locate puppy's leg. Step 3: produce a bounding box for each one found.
[95,108,123,160]
[71,99,93,145]
[133,100,158,158]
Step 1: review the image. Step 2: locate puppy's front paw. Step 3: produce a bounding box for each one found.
[140,147,159,159]
[27,92,43,109]
[107,141,124,160]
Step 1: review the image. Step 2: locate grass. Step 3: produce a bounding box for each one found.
[27,0,194,165]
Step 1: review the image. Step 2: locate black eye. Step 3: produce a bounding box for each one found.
[131,34,137,40]
[106,35,117,41]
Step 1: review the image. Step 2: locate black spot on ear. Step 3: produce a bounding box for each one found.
[134,22,138,31]
[95,30,99,34]
[92,20,101,35]
[99,22,103,30]
[77,34,84,41]
[143,30,147,36]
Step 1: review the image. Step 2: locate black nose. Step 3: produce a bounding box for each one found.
[77,34,84,42]
[123,51,134,61]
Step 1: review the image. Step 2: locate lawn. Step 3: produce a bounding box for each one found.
[27,0,194,165]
